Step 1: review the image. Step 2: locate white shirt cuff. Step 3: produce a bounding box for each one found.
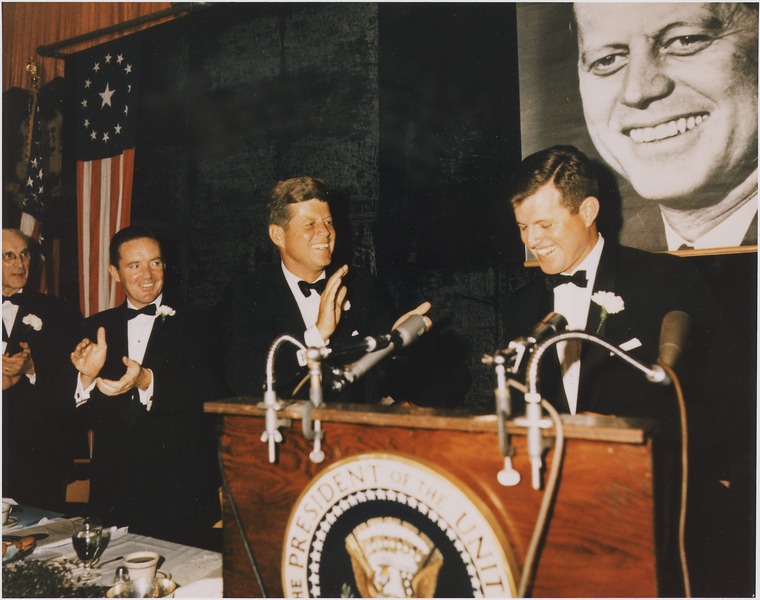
[138,369,154,411]
[75,373,96,407]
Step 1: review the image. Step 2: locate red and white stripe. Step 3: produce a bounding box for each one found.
[77,149,134,317]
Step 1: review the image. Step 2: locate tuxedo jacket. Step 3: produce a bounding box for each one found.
[2,290,83,511]
[79,298,221,544]
[503,244,751,430]
[220,264,394,402]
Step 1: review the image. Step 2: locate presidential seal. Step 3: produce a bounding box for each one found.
[282,453,518,598]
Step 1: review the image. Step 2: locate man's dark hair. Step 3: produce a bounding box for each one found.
[267,176,332,227]
[509,145,599,213]
[109,225,163,267]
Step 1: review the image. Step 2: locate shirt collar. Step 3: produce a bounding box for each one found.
[126,294,162,311]
[564,233,604,284]
[281,262,326,292]
[662,192,757,250]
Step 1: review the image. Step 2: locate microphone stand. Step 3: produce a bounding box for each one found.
[523,330,669,489]
[303,347,325,464]
[481,352,522,486]
[261,335,303,464]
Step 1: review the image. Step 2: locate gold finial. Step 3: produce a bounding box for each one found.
[26,57,40,90]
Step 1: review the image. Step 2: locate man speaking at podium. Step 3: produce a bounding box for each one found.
[221,176,432,403]
[503,145,753,595]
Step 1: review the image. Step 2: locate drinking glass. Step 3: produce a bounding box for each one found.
[71,517,103,583]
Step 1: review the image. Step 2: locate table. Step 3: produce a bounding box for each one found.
[2,503,222,597]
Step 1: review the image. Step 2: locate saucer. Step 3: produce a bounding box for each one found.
[2,517,19,529]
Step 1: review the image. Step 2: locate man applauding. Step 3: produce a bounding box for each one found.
[71,225,221,548]
[3,229,81,511]
[222,176,431,402]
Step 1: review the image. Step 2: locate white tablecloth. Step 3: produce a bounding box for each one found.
[3,506,222,597]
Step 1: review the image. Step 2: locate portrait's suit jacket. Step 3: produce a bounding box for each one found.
[221,264,393,402]
[503,244,751,426]
[2,290,83,511]
[621,204,758,251]
[80,297,221,545]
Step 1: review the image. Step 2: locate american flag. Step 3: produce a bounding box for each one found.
[21,99,45,240]
[74,35,141,317]
[20,71,47,293]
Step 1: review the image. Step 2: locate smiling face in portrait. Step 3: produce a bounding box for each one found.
[575,3,758,208]
[108,237,165,308]
[514,182,599,275]
[2,230,31,297]
[269,198,335,281]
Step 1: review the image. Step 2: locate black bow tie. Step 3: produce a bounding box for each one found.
[545,270,588,290]
[126,304,157,320]
[297,279,326,297]
[2,294,24,306]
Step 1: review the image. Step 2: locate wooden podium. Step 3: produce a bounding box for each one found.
[205,398,670,598]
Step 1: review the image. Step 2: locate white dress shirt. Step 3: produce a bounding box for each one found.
[553,235,605,414]
[281,263,328,348]
[663,192,757,250]
[75,295,160,410]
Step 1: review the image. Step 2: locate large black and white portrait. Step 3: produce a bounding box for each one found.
[517,3,758,254]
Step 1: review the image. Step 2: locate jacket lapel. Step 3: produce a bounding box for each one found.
[272,265,309,335]
[577,244,619,413]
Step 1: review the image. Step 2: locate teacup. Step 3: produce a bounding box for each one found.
[124,551,160,581]
[2,502,11,525]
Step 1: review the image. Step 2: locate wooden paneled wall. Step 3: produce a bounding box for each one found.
[2,2,174,91]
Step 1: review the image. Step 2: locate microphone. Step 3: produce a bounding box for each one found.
[659,310,691,368]
[331,314,429,390]
[502,312,568,353]
[646,310,692,384]
[484,312,568,372]
[320,334,393,360]
[528,312,568,345]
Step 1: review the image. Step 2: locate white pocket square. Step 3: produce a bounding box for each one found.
[352,330,360,337]
[619,338,642,352]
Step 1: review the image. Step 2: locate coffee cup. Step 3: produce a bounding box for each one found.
[124,551,159,581]
[2,502,11,525]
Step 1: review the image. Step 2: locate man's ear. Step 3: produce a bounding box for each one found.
[580,196,600,227]
[269,224,285,249]
[108,264,121,284]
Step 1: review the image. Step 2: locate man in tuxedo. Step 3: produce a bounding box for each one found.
[70,225,221,548]
[2,229,82,511]
[222,176,431,402]
[503,145,754,595]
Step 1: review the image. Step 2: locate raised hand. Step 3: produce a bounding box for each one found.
[392,301,433,331]
[315,264,349,341]
[71,327,108,386]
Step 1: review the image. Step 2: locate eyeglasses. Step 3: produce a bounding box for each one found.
[2,249,31,263]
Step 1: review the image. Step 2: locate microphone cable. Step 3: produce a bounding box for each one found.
[516,397,566,598]
[217,432,268,597]
[659,360,691,598]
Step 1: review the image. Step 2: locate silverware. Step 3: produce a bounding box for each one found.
[96,555,124,567]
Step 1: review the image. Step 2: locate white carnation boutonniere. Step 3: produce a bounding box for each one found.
[21,313,43,332]
[156,305,176,321]
[591,291,624,334]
